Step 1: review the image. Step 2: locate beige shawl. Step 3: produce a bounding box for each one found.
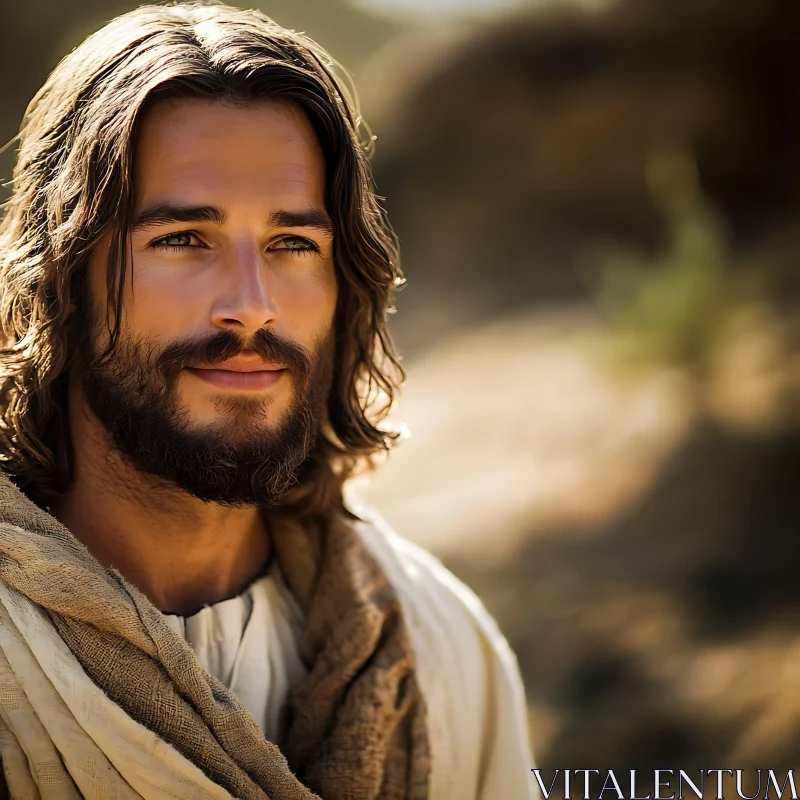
[0,474,430,799]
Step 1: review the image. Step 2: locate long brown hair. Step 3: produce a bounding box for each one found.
[0,2,405,517]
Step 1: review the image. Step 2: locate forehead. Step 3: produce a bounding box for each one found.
[132,97,326,208]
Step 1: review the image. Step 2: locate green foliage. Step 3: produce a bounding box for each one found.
[596,149,729,368]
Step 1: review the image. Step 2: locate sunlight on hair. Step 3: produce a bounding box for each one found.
[346,0,616,21]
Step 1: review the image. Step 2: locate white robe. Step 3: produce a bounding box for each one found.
[0,512,537,799]
[160,560,308,746]
[161,512,537,799]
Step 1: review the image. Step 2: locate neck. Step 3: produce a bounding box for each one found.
[51,379,272,616]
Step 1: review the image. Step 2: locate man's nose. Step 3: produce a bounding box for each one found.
[210,243,278,334]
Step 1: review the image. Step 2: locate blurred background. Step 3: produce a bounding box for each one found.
[1,0,799,791]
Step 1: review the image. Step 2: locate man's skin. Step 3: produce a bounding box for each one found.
[52,98,338,615]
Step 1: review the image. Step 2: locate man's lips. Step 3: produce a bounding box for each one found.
[184,356,287,391]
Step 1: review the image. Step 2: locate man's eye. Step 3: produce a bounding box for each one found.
[270,236,319,255]
[152,232,199,249]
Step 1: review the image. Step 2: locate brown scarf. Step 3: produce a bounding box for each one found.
[0,474,430,799]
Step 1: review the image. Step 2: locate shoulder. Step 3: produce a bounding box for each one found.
[354,508,514,666]
[352,507,536,800]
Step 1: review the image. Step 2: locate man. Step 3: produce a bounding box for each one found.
[0,4,534,798]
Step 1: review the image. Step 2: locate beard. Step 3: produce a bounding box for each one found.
[77,313,335,508]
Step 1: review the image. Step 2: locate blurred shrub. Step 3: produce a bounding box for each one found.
[595,149,729,369]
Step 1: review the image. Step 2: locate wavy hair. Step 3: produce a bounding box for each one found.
[0,2,405,517]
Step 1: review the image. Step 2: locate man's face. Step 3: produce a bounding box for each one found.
[79,98,338,506]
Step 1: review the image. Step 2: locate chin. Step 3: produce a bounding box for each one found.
[184,393,280,425]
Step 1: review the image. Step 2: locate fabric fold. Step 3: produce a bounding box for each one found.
[0,474,430,799]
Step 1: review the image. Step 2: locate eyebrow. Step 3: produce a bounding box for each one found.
[269,208,335,236]
[131,204,225,230]
[130,203,335,235]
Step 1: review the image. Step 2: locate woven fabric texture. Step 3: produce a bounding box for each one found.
[0,474,430,799]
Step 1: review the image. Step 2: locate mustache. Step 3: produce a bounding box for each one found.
[155,327,312,383]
